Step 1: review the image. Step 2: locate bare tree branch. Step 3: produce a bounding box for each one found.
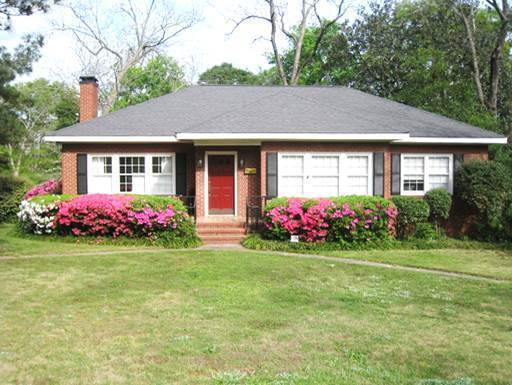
[56,0,197,112]
[231,0,346,85]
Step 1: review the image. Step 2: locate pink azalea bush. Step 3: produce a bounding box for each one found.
[55,194,190,240]
[24,179,62,200]
[264,196,397,244]
[18,193,199,247]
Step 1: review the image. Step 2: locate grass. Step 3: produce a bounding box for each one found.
[243,235,512,281]
[1,227,512,384]
[321,248,512,281]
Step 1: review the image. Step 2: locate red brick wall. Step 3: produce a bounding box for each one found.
[61,143,195,195]
[194,146,260,219]
[60,141,488,220]
[79,81,98,122]
[260,142,488,199]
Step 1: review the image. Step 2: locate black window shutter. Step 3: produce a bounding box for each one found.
[175,153,187,195]
[77,154,88,194]
[266,152,278,198]
[391,153,401,196]
[454,154,464,172]
[373,152,384,197]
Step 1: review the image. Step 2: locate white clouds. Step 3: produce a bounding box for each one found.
[0,0,366,85]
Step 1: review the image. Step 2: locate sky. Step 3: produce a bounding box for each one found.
[0,0,366,86]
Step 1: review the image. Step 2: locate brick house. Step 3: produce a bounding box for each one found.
[45,76,506,241]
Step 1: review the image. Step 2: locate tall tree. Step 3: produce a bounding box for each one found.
[452,0,512,116]
[0,35,43,145]
[232,0,346,85]
[199,63,259,85]
[111,55,186,111]
[58,0,197,112]
[2,79,78,178]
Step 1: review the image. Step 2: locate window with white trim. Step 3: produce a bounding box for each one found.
[346,155,370,195]
[277,153,373,197]
[150,156,173,194]
[88,154,175,195]
[279,154,305,197]
[90,156,113,193]
[120,156,145,193]
[401,154,453,195]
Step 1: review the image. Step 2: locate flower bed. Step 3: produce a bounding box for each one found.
[24,179,62,200]
[263,196,397,244]
[18,194,199,248]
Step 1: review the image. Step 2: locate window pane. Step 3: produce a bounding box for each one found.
[347,176,369,195]
[346,155,369,195]
[92,156,112,175]
[429,157,449,174]
[120,175,132,192]
[346,155,368,176]
[281,155,304,176]
[403,176,424,191]
[152,156,172,174]
[404,157,424,174]
[280,155,304,196]
[310,176,339,196]
[310,155,339,196]
[429,175,449,190]
[151,176,173,194]
[280,176,304,196]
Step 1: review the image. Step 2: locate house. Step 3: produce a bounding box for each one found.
[45,76,507,241]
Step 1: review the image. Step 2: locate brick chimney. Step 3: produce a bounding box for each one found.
[79,76,98,122]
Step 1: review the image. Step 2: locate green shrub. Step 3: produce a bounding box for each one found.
[263,196,397,244]
[242,234,509,252]
[391,196,430,239]
[414,222,438,240]
[424,188,452,232]
[330,195,392,210]
[264,197,289,211]
[455,160,512,240]
[0,175,30,223]
[130,195,187,212]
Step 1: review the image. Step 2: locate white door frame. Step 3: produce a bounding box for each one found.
[204,151,238,216]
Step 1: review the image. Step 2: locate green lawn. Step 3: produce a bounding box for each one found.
[1,227,512,384]
[322,248,512,281]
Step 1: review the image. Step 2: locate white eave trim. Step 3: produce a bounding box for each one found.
[44,135,178,143]
[177,133,410,141]
[394,137,508,144]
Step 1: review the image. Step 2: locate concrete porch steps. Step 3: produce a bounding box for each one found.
[196,220,247,245]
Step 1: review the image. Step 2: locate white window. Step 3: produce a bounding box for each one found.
[401,154,453,195]
[120,156,145,193]
[310,155,340,197]
[90,156,113,193]
[277,153,372,197]
[346,155,370,195]
[279,155,305,197]
[151,156,174,194]
[87,154,175,195]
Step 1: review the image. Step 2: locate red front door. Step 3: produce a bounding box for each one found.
[208,155,235,215]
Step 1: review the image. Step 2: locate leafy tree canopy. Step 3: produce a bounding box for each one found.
[0,34,43,145]
[199,63,259,85]
[0,0,57,30]
[111,55,186,112]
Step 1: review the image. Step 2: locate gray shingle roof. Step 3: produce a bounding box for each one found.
[47,85,504,139]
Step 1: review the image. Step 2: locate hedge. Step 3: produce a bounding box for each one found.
[18,194,200,248]
[263,196,397,244]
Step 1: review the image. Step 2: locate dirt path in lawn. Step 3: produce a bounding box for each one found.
[0,246,505,283]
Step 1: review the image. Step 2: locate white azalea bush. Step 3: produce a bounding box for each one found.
[17,200,58,235]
